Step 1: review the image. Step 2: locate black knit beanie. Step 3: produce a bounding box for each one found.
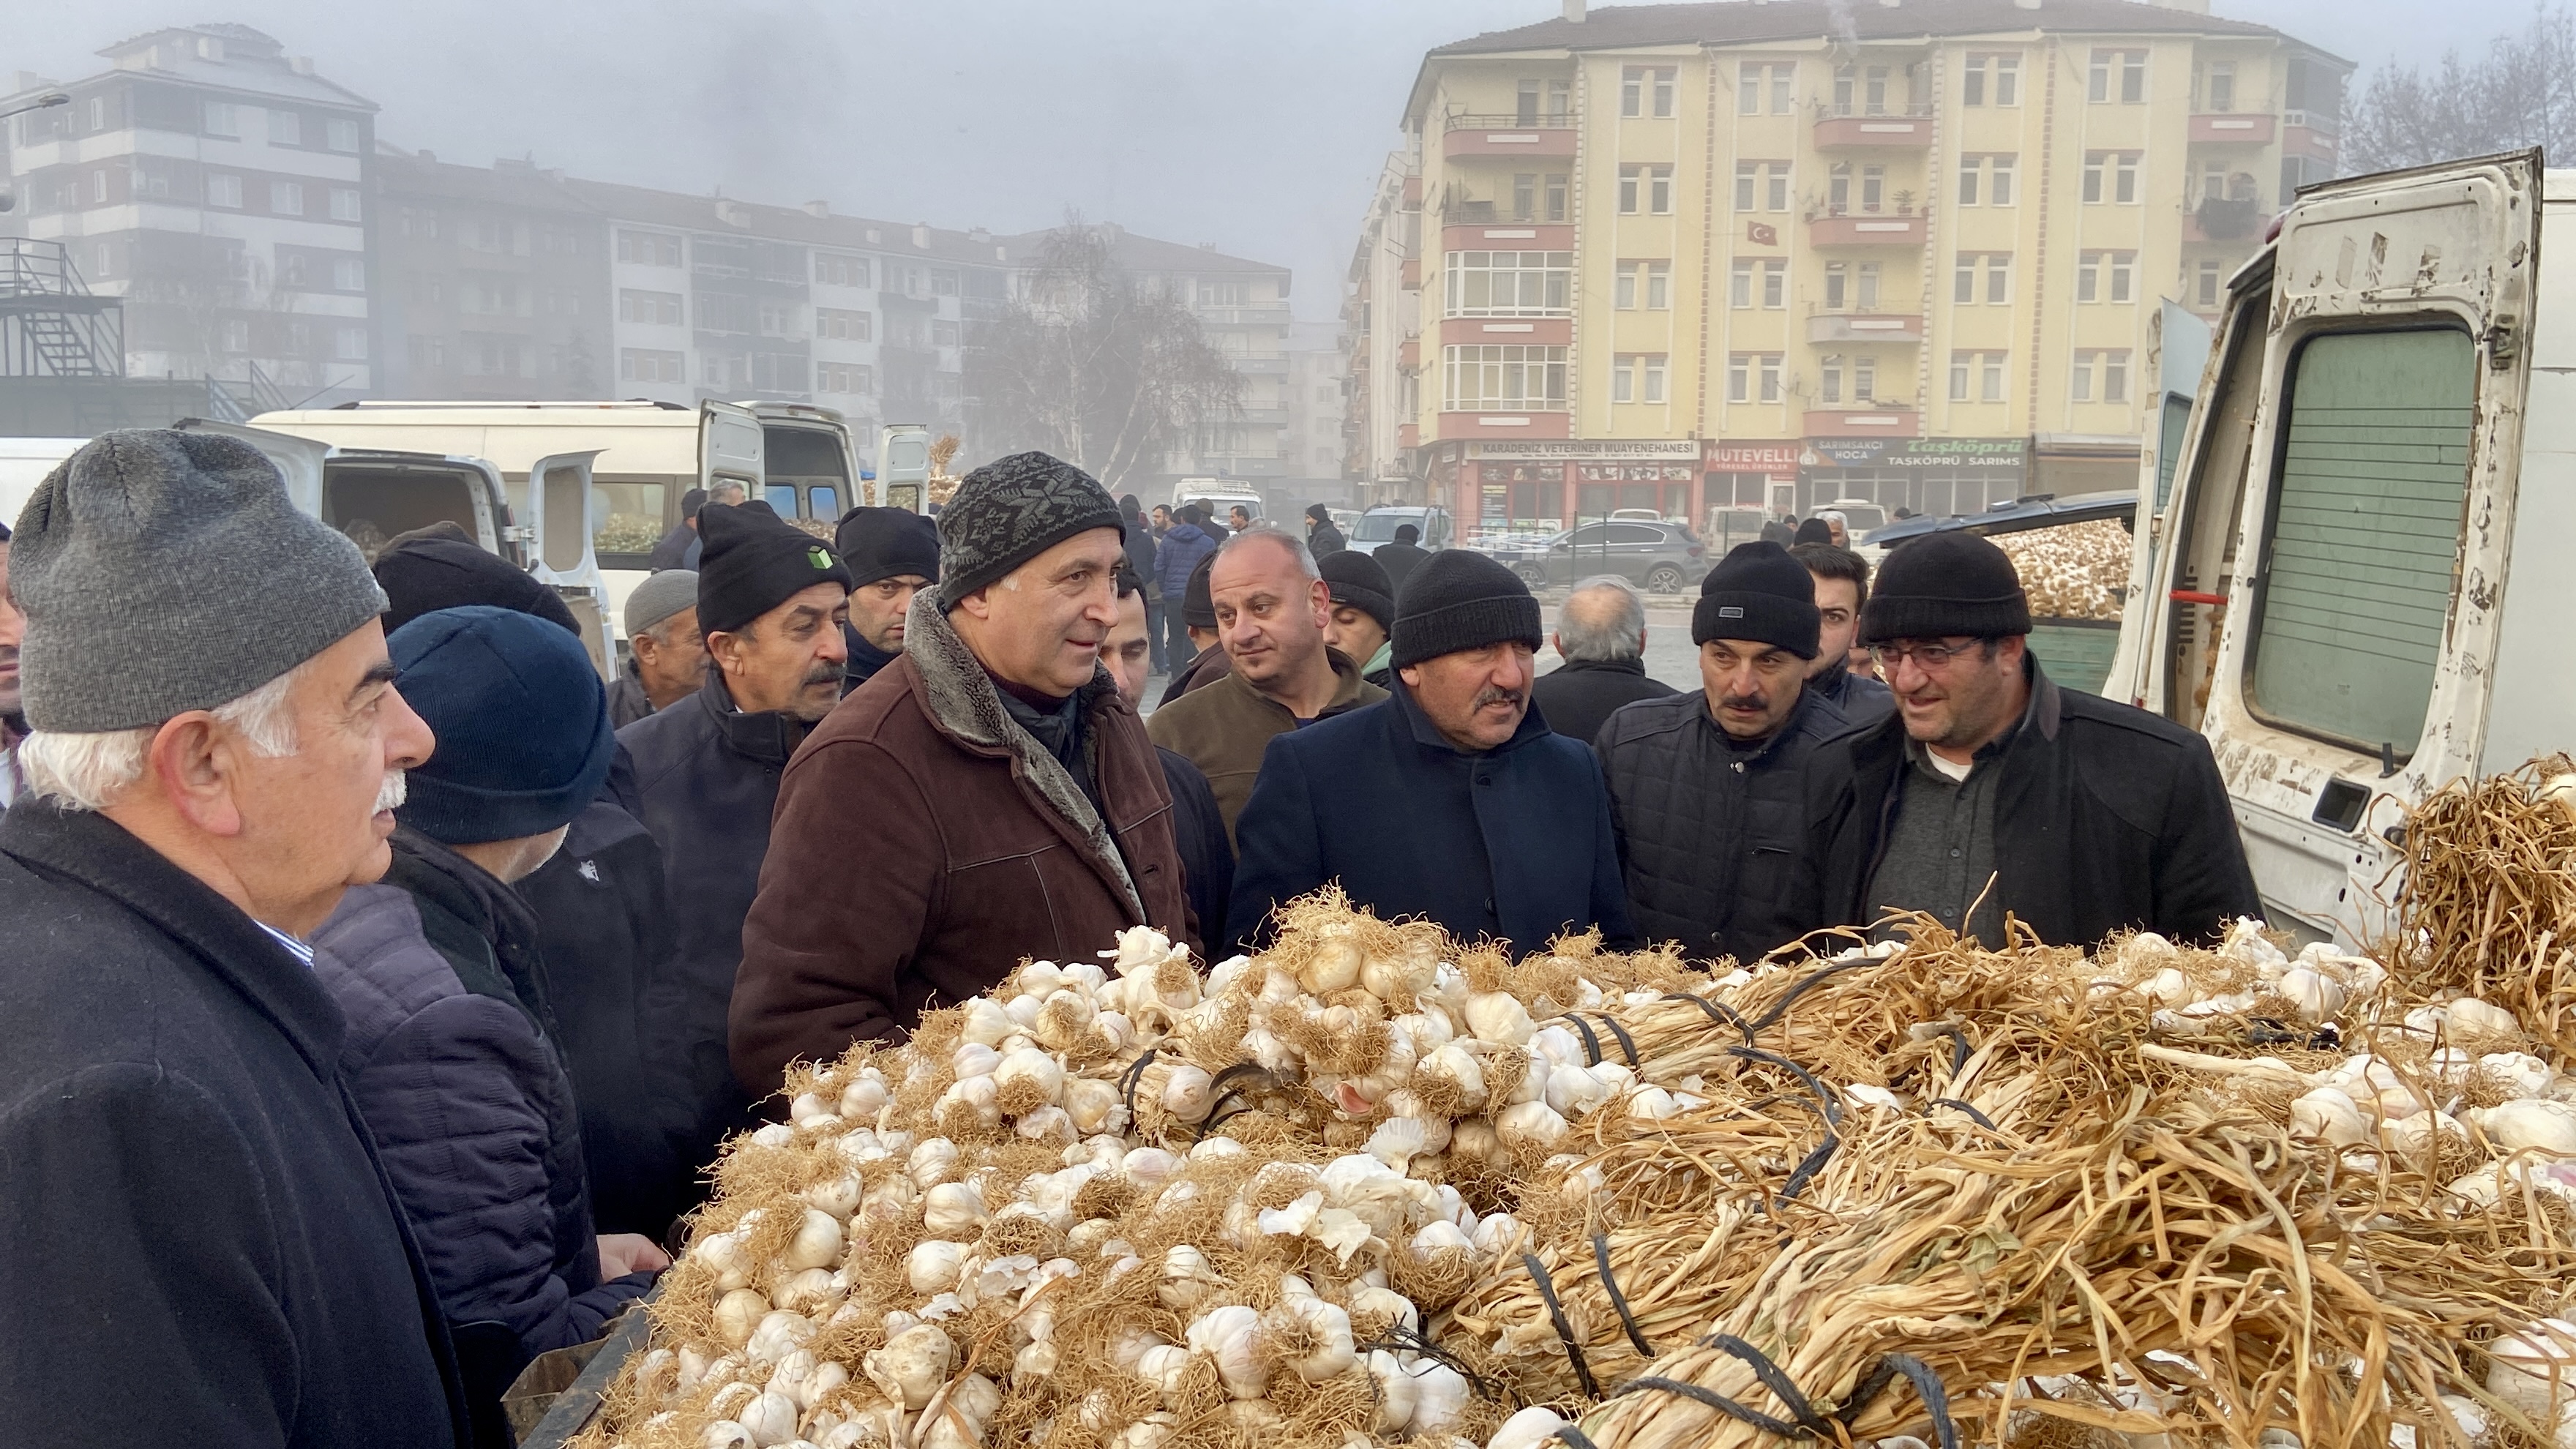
[1182,554,1218,629]
[373,521,580,638]
[1792,517,1835,547]
[1317,548,1394,634]
[935,451,1125,609]
[1860,531,2031,644]
[697,500,854,637]
[1692,541,1820,657]
[1390,548,1541,670]
[834,505,941,588]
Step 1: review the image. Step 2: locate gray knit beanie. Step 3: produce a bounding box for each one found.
[623,568,699,639]
[15,430,388,733]
[935,451,1125,610]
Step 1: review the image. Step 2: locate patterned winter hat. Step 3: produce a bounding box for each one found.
[935,452,1126,609]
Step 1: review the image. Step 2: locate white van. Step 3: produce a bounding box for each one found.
[0,438,85,528]
[2106,149,2557,948]
[1174,477,1263,524]
[249,400,859,639]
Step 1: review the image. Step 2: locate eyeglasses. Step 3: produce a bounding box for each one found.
[1869,637,1986,671]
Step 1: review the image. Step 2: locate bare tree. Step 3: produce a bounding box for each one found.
[967,222,1242,490]
[2344,5,2576,173]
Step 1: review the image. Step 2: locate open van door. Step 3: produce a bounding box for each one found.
[523,450,611,678]
[880,424,932,513]
[2133,149,2540,947]
[173,418,326,519]
[703,402,764,500]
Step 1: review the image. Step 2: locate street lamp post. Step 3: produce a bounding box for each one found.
[0,92,71,214]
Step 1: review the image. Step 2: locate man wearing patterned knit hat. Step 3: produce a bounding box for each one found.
[733,452,1196,1097]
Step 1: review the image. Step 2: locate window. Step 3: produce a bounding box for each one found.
[815,253,871,287]
[2083,151,2141,204]
[1761,258,1786,309]
[1760,354,1782,403]
[1770,64,1793,113]
[221,319,250,353]
[1544,173,1568,221]
[1513,173,1536,221]
[1726,353,1783,405]
[2202,59,2236,112]
[2196,259,2224,309]
[329,188,361,222]
[1950,351,2008,402]
[332,257,365,291]
[1963,55,1986,106]
[1444,251,1571,317]
[90,169,106,203]
[618,230,683,266]
[203,101,239,138]
[1612,354,1636,402]
[2108,251,2135,303]
[2089,49,2148,103]
[932,269,959,296]
[2248,329,2474,756]
[1620,167,1641,214]
[1643,354,1667,403]
[269,109,301,146]
[1738,61,1762,114]
[2071,351,2096,402]
[1445,345,1569,411]
[1730,258,1753,308]
[2103,349,2130,401]
[1654,68,1676,117]
[1648,165,1673,214]
[621,348,685,383]
[1983,352,2007,402]
[817,362,874,394]
[1645,260,1669,310]
[817,307,871,340]
[620,289,684,325]
[270,181,304,216]
[1620,67,1673,116]
[1957,154,2018,207]
[325,118,359,152]
[1854,355,1876,402]
[86,96,105,130]
[1990,156,2016,206]
[408,335,446,370]
[1957,156,1980,207]
[1615,262,1639,310]
[1821,354,1843,404]
[932,319,960,347]
[1995,54,2021,105]
[1954,252,2010,304]
[206,173,243,209]
[334,326,367,362]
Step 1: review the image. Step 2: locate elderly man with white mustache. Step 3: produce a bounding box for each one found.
[1227,548,1636,959]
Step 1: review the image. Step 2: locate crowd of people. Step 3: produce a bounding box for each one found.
[0,430,2261,1442]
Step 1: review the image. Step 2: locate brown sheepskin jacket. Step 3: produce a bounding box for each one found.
[729,594,1197,1098]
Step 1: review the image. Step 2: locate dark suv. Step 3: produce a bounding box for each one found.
[1484,520,1711,593]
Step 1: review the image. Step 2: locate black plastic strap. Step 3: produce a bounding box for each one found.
[1549,1428,1603,1449]
[1925,1098,1999,1131]
[1592,1234,1655,1358]
[1598,1015,1641,1066]
[1837,1354,1959,1449]
[1726,1046,1843,1129]
[1662,990,1756,1043]
[1117,1046,1158,1121]
[1565,1014,1605,1066]
[1611,1375,1805,1438]
[1745,958,1882,1035]
[1702,1335,1832,1435]
[1778,1135,1842,1201]
[1358,1323,1495,1400]
[1522,1251,1600,1399]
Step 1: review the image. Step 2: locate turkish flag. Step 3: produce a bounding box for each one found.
[1748,220,1778,246]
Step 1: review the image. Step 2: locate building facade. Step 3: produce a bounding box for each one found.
[374,153,607,400]
[1,23,379,400]
[1357,0,2347,536]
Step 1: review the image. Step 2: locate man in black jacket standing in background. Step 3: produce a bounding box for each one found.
[1530,575,1675,747]
[1798,532,2259,948]
[834,506,940,693]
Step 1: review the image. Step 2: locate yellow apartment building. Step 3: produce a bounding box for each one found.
[1354,0,2348,536]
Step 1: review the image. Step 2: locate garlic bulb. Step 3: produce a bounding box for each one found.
[2485,1052,2558,1098]
[1301,926,1365,994]
[1465,991,1535,1046]
[2448,997,2520,1037]
[952,1042,1002,1082]
[1185,1303,1269,1399]
[1107,1415,1179,1449]
[805,1174,863,1222]
[1408,1360,1472,1436]
[1448,1115,1502,1164]
[697,1227,754,1292]
[1158,1244,1221,1310]
[738,1389,799,1447]
[1349,1284,1420,1332]
[703,1422,755,1449]
[773,1267,842,1314]
[1366,1115,1431,1169]
[2139,967,2194,1007]
[2476,1099,2576,1156]
[1063,1078,1124,1136]
[924,1181,989,1236]
[837,1072,888,1122]
[2486,1319,2576,1433]
[995,1046,1066,1117]
[744,1310,815,1371]
[1489,1407,1575,1449]
[1368,1349,1418,1433]
[1496,1100,1570,1152]
[1161,1064,1215,1119]
[2274,966,2346,1024]
[714,1287,770,1349]
[908,1137,959,1188]
[909,1240,969,1294]
[918,1374,1001,1449]
[862,1324,953,1411]
[2290,1087,2370,1148]
[2383,1110,2466,1158]
[784,1206,844,1272]
[1121,1147,1180,1189]
[1014,1105,1076,1145]
[935,1074,1000,1134]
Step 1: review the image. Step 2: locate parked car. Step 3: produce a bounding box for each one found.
[1349,504,1453,555]
[1814,497,1890,535]
[1480,519,1710,593]
[1704,505,1769,555]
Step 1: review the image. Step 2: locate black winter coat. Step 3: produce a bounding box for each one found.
[1125,527,1163,600]
[646,520,700,572]
[1805,663,1895,725]
[1798,657,2262,947]
[314,832,653,1438]
[515,798,693,1238]
[607,661,656,728]
[1229,682,1636,956]
[1308,518,1348,558]
[621,674,807,1164]
[1533,657,1680,752]
[1158,745,1234,952]
[1597,686,1847,964]
[1371,542,1431,597]
[842,625,899,696]
[0,805,467,1448]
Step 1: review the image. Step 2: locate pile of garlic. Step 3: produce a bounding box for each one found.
[1993,518,2129,622]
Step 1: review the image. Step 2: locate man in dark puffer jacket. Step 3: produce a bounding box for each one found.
[313,607,662,1445]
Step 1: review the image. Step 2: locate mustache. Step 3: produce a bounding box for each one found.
[803,662,845,689]
[375,771,407,813]
[1472,686,1527,711]
[1719,691,1770,712]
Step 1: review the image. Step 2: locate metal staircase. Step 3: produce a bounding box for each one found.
[0,239,123,378]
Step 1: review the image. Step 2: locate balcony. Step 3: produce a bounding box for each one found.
[1232,355,1289,375]
[1435,411,1571,441]
[1804,408,1920,438]
[1440,317,1572,347]
[1441,113,1578,160]
[2185,195,2265,242]
[1807,312,1922,344]
[2189,113,2276,145]
[1396,422,1420,451]
[1401,257,1422,290]
[1398,337,1420,371]
[1402,173,1423,207]
[2283,112,2339,161]
[1442,222,1576,252]
[1808,212,1926,247]
[1813,105,1936,149]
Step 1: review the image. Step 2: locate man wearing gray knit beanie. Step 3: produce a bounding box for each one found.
[0,430,466,1442]
[733,450,1197,1101]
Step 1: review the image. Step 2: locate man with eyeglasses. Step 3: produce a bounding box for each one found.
[1797,532,2258,948]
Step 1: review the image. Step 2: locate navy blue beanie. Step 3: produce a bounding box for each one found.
[389,605,615,846]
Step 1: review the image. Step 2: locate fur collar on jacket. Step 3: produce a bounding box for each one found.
[902,591,1143,917]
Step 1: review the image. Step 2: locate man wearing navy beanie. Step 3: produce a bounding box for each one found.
[308,606,662,1438]
[1594,542,1852,963]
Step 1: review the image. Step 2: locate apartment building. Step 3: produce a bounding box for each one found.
[1359,0,2348,533]
[1,23,378,400]
[1344,153,1421,488]
[1284,320,1353,503]
[374,152,607,399]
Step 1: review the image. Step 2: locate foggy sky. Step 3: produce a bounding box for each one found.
[0,0,2542,326]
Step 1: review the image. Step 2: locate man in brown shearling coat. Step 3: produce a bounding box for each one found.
[730,452,1198,1098]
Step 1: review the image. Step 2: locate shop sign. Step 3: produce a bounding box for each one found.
[1704,441,1802,471]
[1576,463,1694,482]
[1800,437,2030,469]
[1469,439,1701,461]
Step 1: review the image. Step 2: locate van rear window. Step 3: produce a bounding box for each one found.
[2245,328,2474,760]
